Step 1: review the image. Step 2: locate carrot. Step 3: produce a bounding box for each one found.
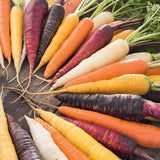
[35,3,65,67]
[25,115,68,160]
[63,0,82,17]
[0,96,18,160]
[33,0,98,74]
[110,29,134,43]
[108,20,124,35]
[143,90,160,103]
[35,108,121,160]
[62,116,154,160]
[35,117,90,160]
[120,52,160,63]
[145,68,160,76]
[44,18,94,78]
[147,75,160,82]
[6,114,43,160]
[0,0,11,65]
[55,93,160,121]
[57,106,160,148]
[64,59,148,88]
[10,5,23,87]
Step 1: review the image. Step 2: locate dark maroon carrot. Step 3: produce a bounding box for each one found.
[62,116,153,160]
[24,0,48,89]
[6,114,43,160]
[142,90,160,103]
[55,93,160,122]
[50,18,143,82]
[35,3,65,67]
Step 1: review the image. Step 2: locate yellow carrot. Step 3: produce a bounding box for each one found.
[110,30,134,43]
[0,96,18,160]
[10,5,23,85]
[36,108,121,160]
[148,75,160,82]
[47,0,57,8]
[33,14,79,74]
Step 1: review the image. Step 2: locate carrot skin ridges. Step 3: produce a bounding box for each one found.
[24,0,48,80]
[35,3,64,66]
[35,117,90,160]
[58,106,160,148]
[64,59,148,88]
[62,116,136,158]
[55,93,144,121]
[0,0,11,63]
[52,24,114,81]
[44,17,94,78]
[6,114,43,160]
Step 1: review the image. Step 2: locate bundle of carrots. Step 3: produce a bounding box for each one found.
[1,0,160,159]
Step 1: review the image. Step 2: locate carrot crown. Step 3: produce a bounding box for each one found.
[74,0,98,17]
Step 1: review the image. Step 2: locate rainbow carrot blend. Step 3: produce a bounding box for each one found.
[33,0,98,74]
[63,59,149,88]
[55,93,160,122]
[35,108,121,160]
[7,114,43,160]
[57,106,160,148]
[0,96,18,160]
[62,116,153,159]
[35,117,90,160]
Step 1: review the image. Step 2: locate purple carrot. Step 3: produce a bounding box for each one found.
[6,114,43,160]
[24,0,48,89]
[55,93,160,122]
[142,90,160,103]
[62,116,153,160]
[35,3,64,67]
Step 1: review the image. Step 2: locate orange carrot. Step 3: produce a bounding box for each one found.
[0,0,11,64]
[35,117,90,160]
[58,106,160,148]
[110,29,134,43]
[63,0,82,17]
[44,18,93,78]
[145,68,160,76]
[108,20,124,35]
[64,59,149,88]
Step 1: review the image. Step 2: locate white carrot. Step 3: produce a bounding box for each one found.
[25,115,68,160]
[50,39,129,90]
[120,52,160,63]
